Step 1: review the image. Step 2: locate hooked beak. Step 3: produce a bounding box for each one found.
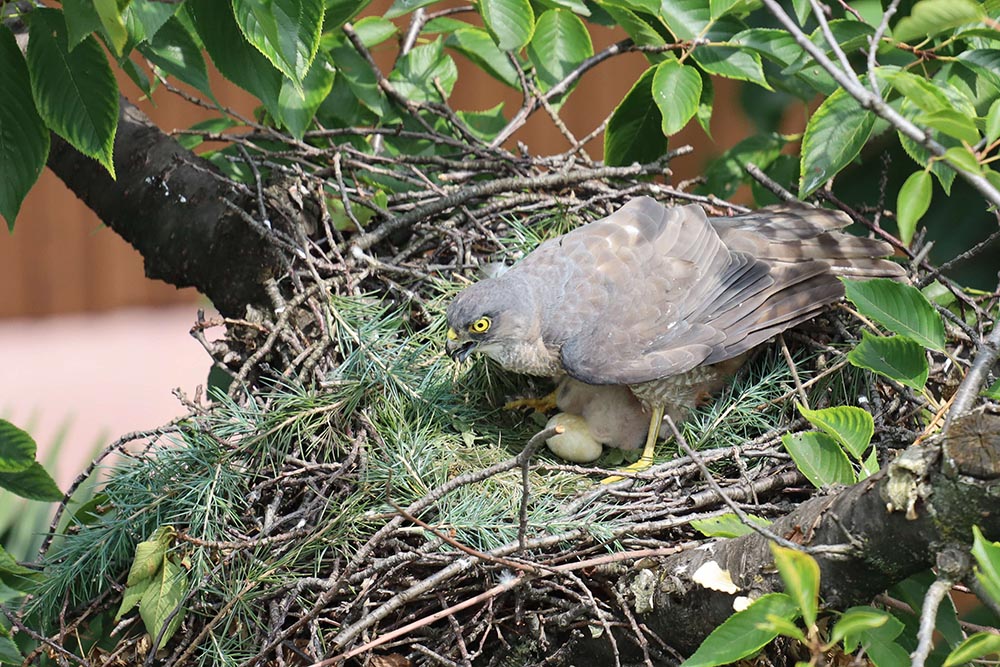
[446,328,476,362]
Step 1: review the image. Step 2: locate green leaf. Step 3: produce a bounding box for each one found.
[527,9,593,103]
[771,545,820,629]
[658,0,709,40]
[896,170,932,247]
[603,66,666,166]
[175,117,238,150]
[388,38,457,103]
[987,98,1000,145]
[984,377,1000,400]
[0,27,49,231]
[842,278,945,352]
[115,577,151,620]
[457,102,508,142]
[446,28,520,89]
[944,632,1000,667]
[796,404,874,461]
[27,8,118,177]
[0,461,62,501]
[125,0,178,43]
[697,72,713,136]
[120,64,151,105]
[893,0,985,42]
[0,546,37,579]
[352,16,398,47]
[957,49,1000,94]
[847,332,929,390]
[139,17,215,101]
[916,109,980,146]
[757,613,806,641]
[62,0,103,49]
[800,87,875,197]
[188,0,282,118]
[694,45,769,89]
[326,0,372,26]
[731,28,804,67]
[0,628,23,665]
[384,0,437,19]
[900,132,956,194]
[971,526,1000,605]
[690,513,771,538]
[232,0,324,86]
[792,0,810,24]
[859,614,909,667]
[0,544,40,591]
[943,145,982,175]
[94,0,128,55]
[680,593,799,667]
[710,0,760,19]
[125,527,173,586]
[700,133,784,198]
[278,52,334,139]
[599,4,667,63]
[328,35,388,117]
[652,58,702,136]
[139,556,188,650]
[781,431,856,488]
[861,448,880,479]
[831,607,891,646]
[542,0,591,14]
[0,420,36,473]
[479,0,535,51]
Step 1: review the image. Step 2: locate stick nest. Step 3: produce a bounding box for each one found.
[22,133,990,667]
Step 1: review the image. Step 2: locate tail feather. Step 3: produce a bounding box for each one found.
[700,204,905,364]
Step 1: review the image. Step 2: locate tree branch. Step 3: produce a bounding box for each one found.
[45,101,288,317]
[558,409,1000,661]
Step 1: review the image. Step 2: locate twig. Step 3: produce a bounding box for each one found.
[745,163,796,201]
[664,413,850,556]
[911,579,956,667]
[945,319,1000,428]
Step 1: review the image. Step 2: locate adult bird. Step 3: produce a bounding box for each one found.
[445,197,903,476]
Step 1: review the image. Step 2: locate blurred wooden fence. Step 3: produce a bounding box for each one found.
[0,9,755,318]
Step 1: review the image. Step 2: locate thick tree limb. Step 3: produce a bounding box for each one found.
[556,409,1000,662]
[4,5,287,317]
[46,102,285,318]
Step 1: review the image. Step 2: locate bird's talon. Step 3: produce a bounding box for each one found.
[600,455,655,484]
[504,391,558,414]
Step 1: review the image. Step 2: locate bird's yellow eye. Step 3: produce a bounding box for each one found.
[469,317,491,334]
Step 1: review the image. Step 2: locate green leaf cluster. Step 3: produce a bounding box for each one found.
[684,545,960,667]
[842,278,946,392]
[782,403,877,488]
[5,0,1000,242]
[114,526,188,651]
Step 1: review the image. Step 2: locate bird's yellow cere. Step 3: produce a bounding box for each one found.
[447,327,458,341]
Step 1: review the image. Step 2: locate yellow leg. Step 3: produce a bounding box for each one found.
[601,404,664,484]
[504,390,558,414]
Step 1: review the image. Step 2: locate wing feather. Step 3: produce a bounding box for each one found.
[505,198,901,386]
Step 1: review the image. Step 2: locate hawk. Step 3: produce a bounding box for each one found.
[445,197,903,473]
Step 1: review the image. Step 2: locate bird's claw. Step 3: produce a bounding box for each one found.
[600,454,654,485]
[504,390,558,414]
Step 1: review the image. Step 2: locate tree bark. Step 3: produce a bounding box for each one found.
[7,3,287,317]
[555,409,1000,664]
[46,102,285,318]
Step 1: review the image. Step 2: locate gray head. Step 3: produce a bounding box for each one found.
[445,277,540,367]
